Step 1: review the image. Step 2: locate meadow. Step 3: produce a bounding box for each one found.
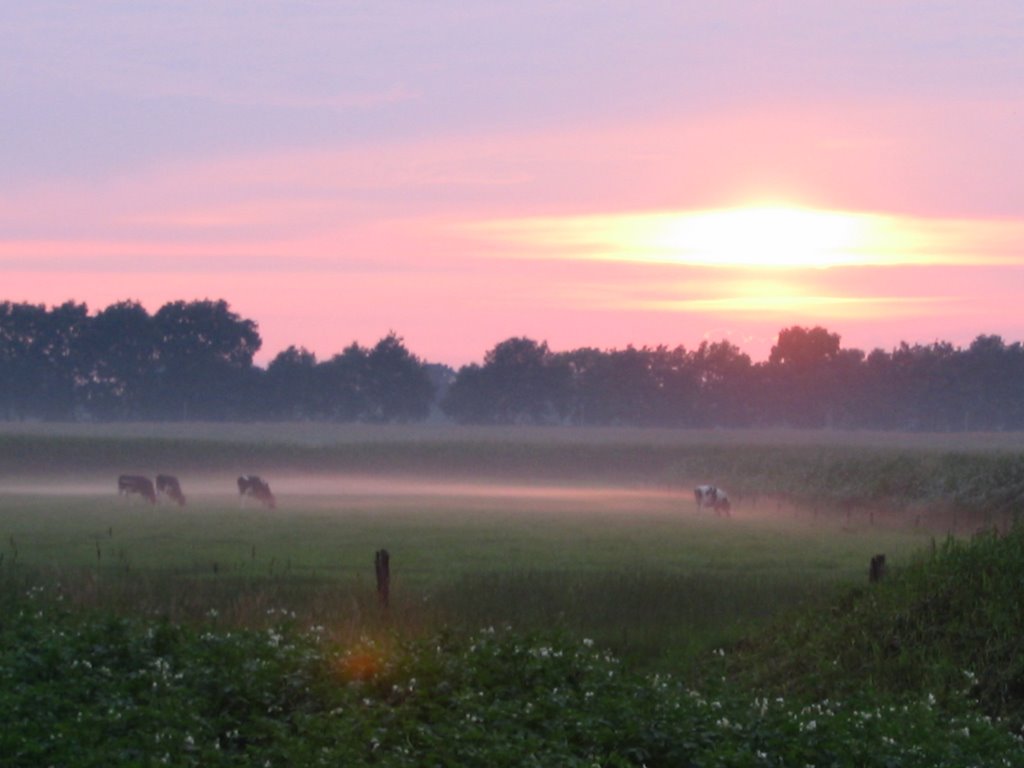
[2,424,1023,765]
[0,424,949,663]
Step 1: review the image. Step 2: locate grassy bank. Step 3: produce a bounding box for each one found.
[726,526,1024,731]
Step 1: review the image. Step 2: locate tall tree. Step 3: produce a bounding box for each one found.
[152,300,261,419]
[363,333,435,423]
[767,325,842,427]
[316,343,370,421]
[0,302,48,419]
[443,337,571,424]
[959,335,1024,430]
[691,340,754,426]
[79,301,160,419]
[889,341,961,430]
[0,301,88,419]
[265,346,318,419]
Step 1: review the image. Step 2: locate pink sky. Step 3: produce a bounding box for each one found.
[2,3,1023,366]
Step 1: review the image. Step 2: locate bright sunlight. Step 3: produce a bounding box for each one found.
[648,206,893,269]
[468,204,1024,270]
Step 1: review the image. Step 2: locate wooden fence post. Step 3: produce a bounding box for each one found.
[375,549,391,608]
[869,554,886,583]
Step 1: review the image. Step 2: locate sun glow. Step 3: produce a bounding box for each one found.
[644,206,892,269]
[467,204,1024,269]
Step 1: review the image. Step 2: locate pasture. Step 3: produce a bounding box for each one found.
[4,424,1024,765]
[0,423,970,667]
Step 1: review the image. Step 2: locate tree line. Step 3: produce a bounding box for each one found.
[446,329,1024,431]
[0,300,438,422]
[1,300,1022,430]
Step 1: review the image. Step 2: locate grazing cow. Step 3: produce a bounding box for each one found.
[155,474,186,506]
[118,474,156,504]
[237,475,276,509]
[694,484,731,517]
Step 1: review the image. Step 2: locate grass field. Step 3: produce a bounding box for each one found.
[3,424,1024,765]
[0,422,971,667]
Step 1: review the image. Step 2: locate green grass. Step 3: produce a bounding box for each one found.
[0,490,925,668]
[3,424,1024,764]
[725,526,1024,730]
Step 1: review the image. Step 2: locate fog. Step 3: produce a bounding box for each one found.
[0,472,687,515]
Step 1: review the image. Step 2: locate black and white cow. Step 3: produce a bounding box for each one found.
[694,484,731,517]
[156,474,186,506]
[118,474,156,504]
[237,475,276,509]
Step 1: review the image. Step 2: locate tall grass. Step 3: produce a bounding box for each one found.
[725,525,1024,729]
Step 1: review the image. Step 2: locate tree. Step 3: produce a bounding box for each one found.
[79,301,160,419]
[265,346,318,419]
[152,300,262,419]
[316,343,370,421]
[439,363,495,424]
[769,326,841,369]
[0,301,88,419]
[958,335,1024,430]
[888,341,961,430]
[362,333,435,422]
[691,340,754,426]
[443,337,571,424]
[0,302,49,419]
[767,325,843,427]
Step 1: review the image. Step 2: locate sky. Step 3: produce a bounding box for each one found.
[2,1,1023,367]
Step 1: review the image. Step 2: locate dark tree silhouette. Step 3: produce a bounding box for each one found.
[767,325,843,427]
[265,346,318,419]
[1,298,1023,430]
[316,343,371,421]
[443,337,571,424]
[152,300,262,419]
[80,301,160,419]
[363,333,435,423]
[691,340,754,427]
[0,301,88,419]
[958,335,1024,430]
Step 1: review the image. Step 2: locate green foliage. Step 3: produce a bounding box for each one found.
[2,579,1023,767]
[725,525,1024,731]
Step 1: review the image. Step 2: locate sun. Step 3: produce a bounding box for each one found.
[646,205,878,269]
[464,202,1018,270]
[467,203,924,269]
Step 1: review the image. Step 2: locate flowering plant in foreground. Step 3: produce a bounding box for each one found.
[2,584,1022,768]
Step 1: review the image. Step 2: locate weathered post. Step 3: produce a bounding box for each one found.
[869,554,886,583]
[375,549,391,608]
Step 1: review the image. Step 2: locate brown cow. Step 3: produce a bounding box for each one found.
[118,475,156,504]
[237,475,276,509]
[156,474,186,506]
